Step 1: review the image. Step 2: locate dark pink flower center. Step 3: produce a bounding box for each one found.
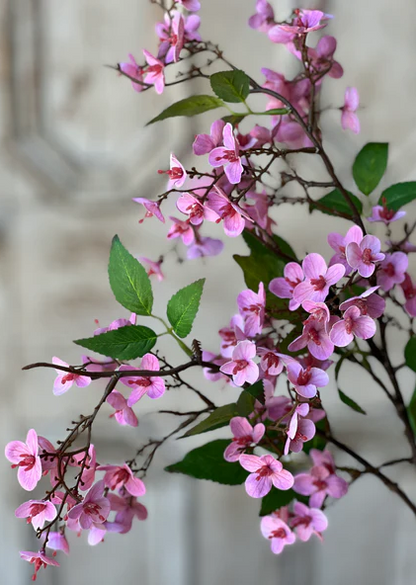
[361,248,373,264]
[297,366,311,385]
[355,299,368,314]
[232,359,248,374]
[233,435,253,447]
[310,275,326,291]
[216,150,239,163]
[127,377,152,387]
[344,316,354,335]
[313,479,327,491]
[291,515,311,528]
[220,328,237,348]
[242,303,261,316]
[159,166,184,181]
[384,262,396,277]
[28,503,47,522]
[61,373,76,385]
[307,327,321,346]
[147,64,163,75]
[380,207,396,221]
[285,276,302,290]
[110,469,130,489]
[12,453,36,472]
[84,502,105,521]
[270,527,287,539]
[294,430,308,442]
[29,557,47,580]
[255,465,273,481]
[263,353,280,370]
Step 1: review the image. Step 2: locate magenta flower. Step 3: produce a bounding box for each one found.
[119,54,144,93]
[19,550,59,581]
[44,531,70,555]
[306,35,343,79]
[67,480,110,530]
[139,256,164,281]
[107,390,138,427]
[167,216,195,245]
[98,464,146,497]
[206,186,251,237]
[339,286,386,319]
[257,348,287,376]
[310,449,336,474]
[176,192,219,225]
[377,252,408,291]
[15,500,56,531]
[237,282,266,337]
[52,357,91,396]
[341,87,360,134]
[294,465,348,508]
[219,314,245,358]
[133,197,165,223]
[249,0,275,32]
[346,235,385,277]
[224,417,265,462]
[290,502,328,541]
[328,225,363,274]
[269,262,305,310]
[158,153,187,189]
[220,340,259,386]
[288,319,334,361]
[286,362,329,399]
[193,119,225,155]
[302,300,331,328]
[279,9,329,35]
[260,516,296,554]
[284,417,316,455]
[187,236,224,259]
[120,355,166,405]
[156,11,185,63]
[330,305,376,347]
[367,204,406,224]
[175,0,200,11]
[108,493,148,533]
[268,25,295,44]
[143,50,165,94]
[208,123,244,184]
[401,273,416,317]
[293,253,345,304]
[5,429,42,491]
[240,454,294,498]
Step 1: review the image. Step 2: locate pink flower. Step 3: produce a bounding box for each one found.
[107,390,138,427]
[328,226,363,274]
[139,256,164,281]
[71,444,97,492]
[257,348,287,376]
[175,0,200,11]
[167,216,195,245]
[19,550,59,581]
[261,516,296,554]
[310,449,336,474]
[43,531,70,555]
[286,362,329,399]
[193,120,225,155]
[156,12,185,63]
[224,417,265,462]
[279,9,329,35]
[187,236,224,259]
[15,500,56,530]
[346,235,385,277]
[120,355,166,405]
[284,410,316,455]
[294,465,348,508]
[5,429,42,491]
[339,286,386,319]
[377,252,408,291]
[220,340,259,386]
[301,35,343,79]
[67,480,110,530]
[249,0,275,32]
[206,186,252,237]
[219,314,245,358]
[367,204,406,224]
[290,502,328,541]
[237,282,266,337]
[158,153,187,189]
[400,273,416,317]
[98,464,146,496]
[293,253,345,304]
[108,493,148,533]
[176,192,219,225]
[269,262,305,310]
[119,54,144,93]
[143,50,165,94]
[133,197,165,223]
[208,123,244,184]
[288,319,334,361]
[94,313,136,336]
[330,305,376,347]
[52,357,91,396]
[240,454,294,498]
[341,87,360,134]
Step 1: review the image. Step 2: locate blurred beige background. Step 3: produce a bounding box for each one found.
[1,0,416,583]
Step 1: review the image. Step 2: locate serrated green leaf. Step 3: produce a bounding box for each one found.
[379,182,416,211]
[210,70,250,103]
[310,189,363,219]
[338,389,366,414]
[353,142,388,195]
[74,325,157,360]
[237,390,255,417]
[108,235,153,316]
[165,439,249,485]
[146,95,224,125]
[259,488,300,516]
[407,385,416,437]
[167,279,205,338]
[405,337,416,372]
[183,404,238,437]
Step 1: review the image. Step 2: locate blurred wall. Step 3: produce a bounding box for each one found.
[1,0,416,583]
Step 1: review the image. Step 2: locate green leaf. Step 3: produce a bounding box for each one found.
[263,108,290,115]
[210,70,250,103]
[108,235,153,316]
[146,95,225,125]
[237,390,255,417]
[183,404,238,437]
[259,488,300,516]
[167,279,205,338]
[221,114,246,126]
[245,380,265,405]
[407,385,416,437]
[405,337,416,372]
[165,439,249,485]
[310,189,363,220]
[74,325,157,360]
[338,389,367,415]
[352,142,388,195]
[379,182,416,211]
[272,235,297,261]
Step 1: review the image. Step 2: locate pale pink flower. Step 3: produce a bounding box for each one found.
[67,480,110,530]
[107,390,138,427]
[310,449,336,474]
[341,87,360,133]
[328,226,363,274]
[257,348,287,376]
[293,253,345,304]
[139,256,164,281]
[330,305,376,347]
[206,186,252,237]
[339,286,386,319]
[346,235,385,278]
[187,236,224,259]
[279,9,330,35]
[249,0,275,32]
[5,429,42,491]
[284,417,316,455]
[167,216,195,245]
[158,153,187,189]
[294,465,348,508]
[120,355,166,405]
[220,340,259,386]
[19,550,59,581]
[224,417,265,462]
[156,11,185,63]
[219,314,245,358]
[71,444,97,492]
[293,35,343,79]
[193,120,225,156]
[202,351,229,383]
[269,262,305,310]
[260,516,296,554]
[108,493,148,533]
[240,454,294,498]
[400,273,416,317]
[286,361,329,399]
[208,123,244,184]
[43,531,70,555]
[175,0,200,11]
[290,502,328,541]
[98,464,146,497]
[176,192,219,225]
[368,204,406,224]
[15,500,56,531]
[237,282,266,337]
[119,54,144,93]
[52,357,91,396]
[288,319,334,361]
[143,50,165,94]
[377,252,408,291]
[133,197,165,223]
